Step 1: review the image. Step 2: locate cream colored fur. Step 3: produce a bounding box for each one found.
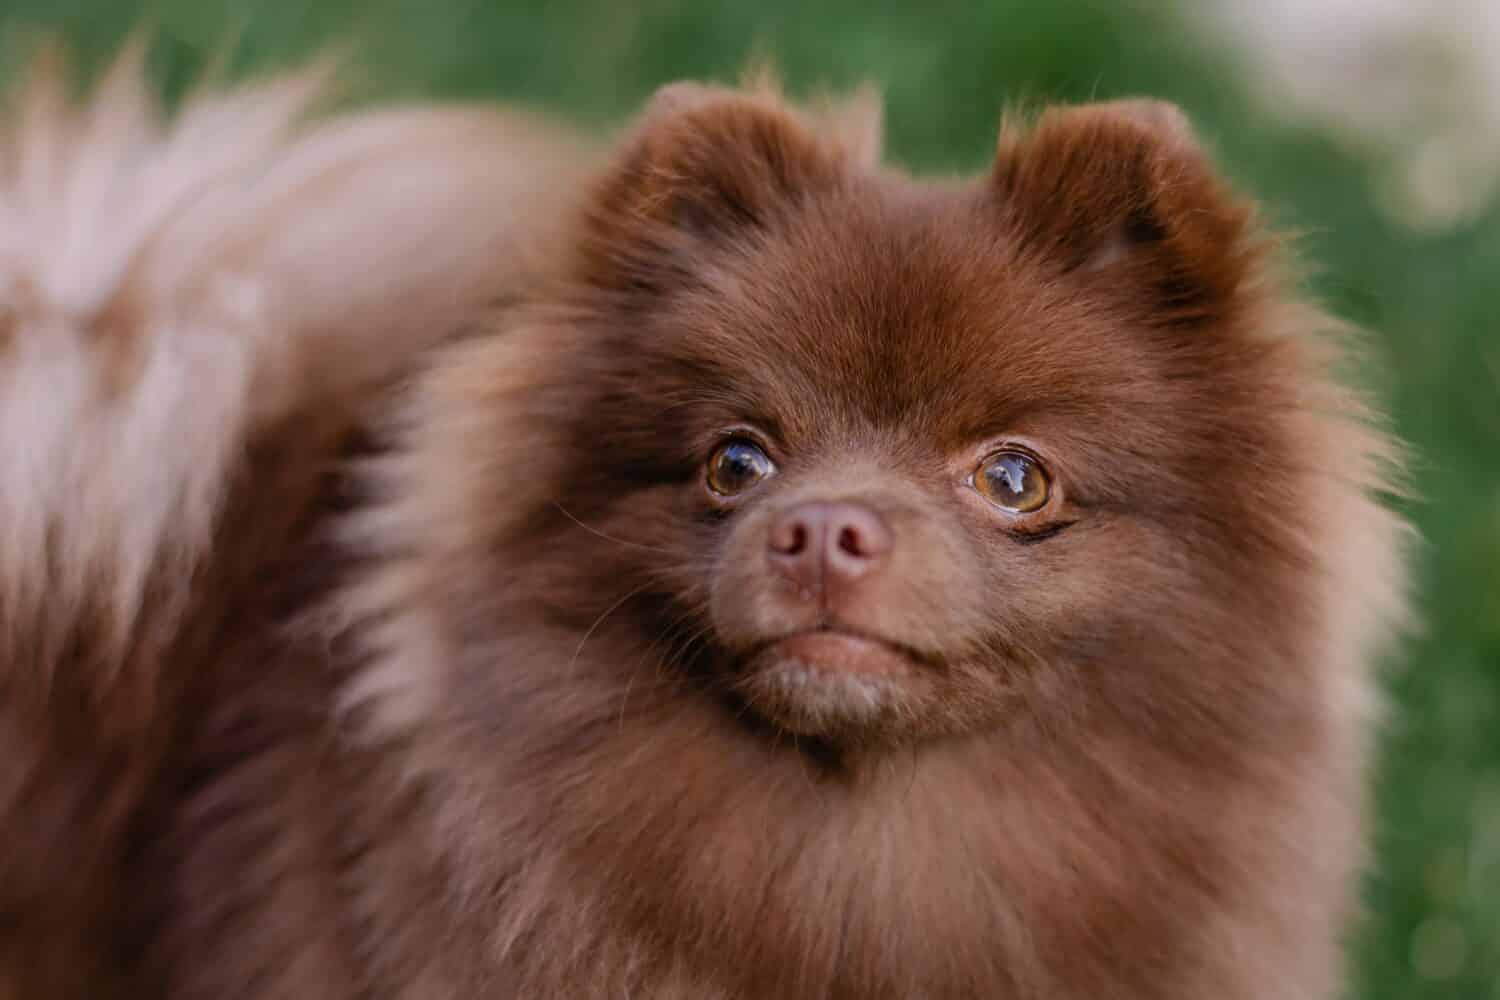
[0,44,585,685]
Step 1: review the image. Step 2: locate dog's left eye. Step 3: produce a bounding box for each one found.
[972,450,1051,513]
[706,439,775,497]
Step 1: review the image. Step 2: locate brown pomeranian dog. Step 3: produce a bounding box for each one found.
[0,45,1409,1000]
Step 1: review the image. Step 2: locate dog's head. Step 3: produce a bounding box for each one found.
[456,83,1334,754]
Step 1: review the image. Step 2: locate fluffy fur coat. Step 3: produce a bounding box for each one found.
[0,46,1409,999]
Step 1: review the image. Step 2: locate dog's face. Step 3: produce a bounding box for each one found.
[516,85,1304,750]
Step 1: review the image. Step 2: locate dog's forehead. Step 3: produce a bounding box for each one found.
[661,183,1153,446]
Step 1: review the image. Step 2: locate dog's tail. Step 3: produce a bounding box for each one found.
[0,42,586,994]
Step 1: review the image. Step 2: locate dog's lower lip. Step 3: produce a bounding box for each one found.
[758,629,919,677]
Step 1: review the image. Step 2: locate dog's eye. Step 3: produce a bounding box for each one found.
[973,451,1050,513]
[707,439,776,497]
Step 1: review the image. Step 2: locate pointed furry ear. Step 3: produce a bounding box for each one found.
[575,82,856,293]
[992,100,1260,325]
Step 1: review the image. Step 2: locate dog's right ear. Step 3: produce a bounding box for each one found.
[573,83,856,295]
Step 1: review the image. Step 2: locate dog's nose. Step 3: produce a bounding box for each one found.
[767,501,892,601]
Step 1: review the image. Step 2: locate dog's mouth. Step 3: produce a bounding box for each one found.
[732,627,933,738]
[749,626,926,678]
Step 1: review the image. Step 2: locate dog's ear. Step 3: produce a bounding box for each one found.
[992,100,1262,325]
[573,82,857,295]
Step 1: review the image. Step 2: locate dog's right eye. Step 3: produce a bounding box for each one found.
[706,440,775,498]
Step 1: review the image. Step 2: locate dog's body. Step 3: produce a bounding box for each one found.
[0,49,1408,999]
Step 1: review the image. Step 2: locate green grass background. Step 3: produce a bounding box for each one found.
[2,1,1496,996]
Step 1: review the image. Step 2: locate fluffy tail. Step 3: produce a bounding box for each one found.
[0,42,585,996]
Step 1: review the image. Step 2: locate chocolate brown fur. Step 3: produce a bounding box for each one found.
[1,54,1408,1000]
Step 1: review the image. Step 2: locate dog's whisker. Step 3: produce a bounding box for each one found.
[566,583,653,679]
[551,500,673,554]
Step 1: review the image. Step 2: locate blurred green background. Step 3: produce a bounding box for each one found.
[2,0,1496,996]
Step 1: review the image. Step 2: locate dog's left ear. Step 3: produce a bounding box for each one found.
[992,100,1261,325]
[574,82,870,295]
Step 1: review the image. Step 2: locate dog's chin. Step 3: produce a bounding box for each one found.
[733,630,926,743]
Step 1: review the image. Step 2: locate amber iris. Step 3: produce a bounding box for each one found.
[707,439,775,497]
[973,450,1050,512]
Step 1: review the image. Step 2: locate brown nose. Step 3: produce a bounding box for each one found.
[767,501,892,603]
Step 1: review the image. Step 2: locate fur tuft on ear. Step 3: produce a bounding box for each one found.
[992,99,1262,325]
[574,82,871,294]
[808,82,884,170]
